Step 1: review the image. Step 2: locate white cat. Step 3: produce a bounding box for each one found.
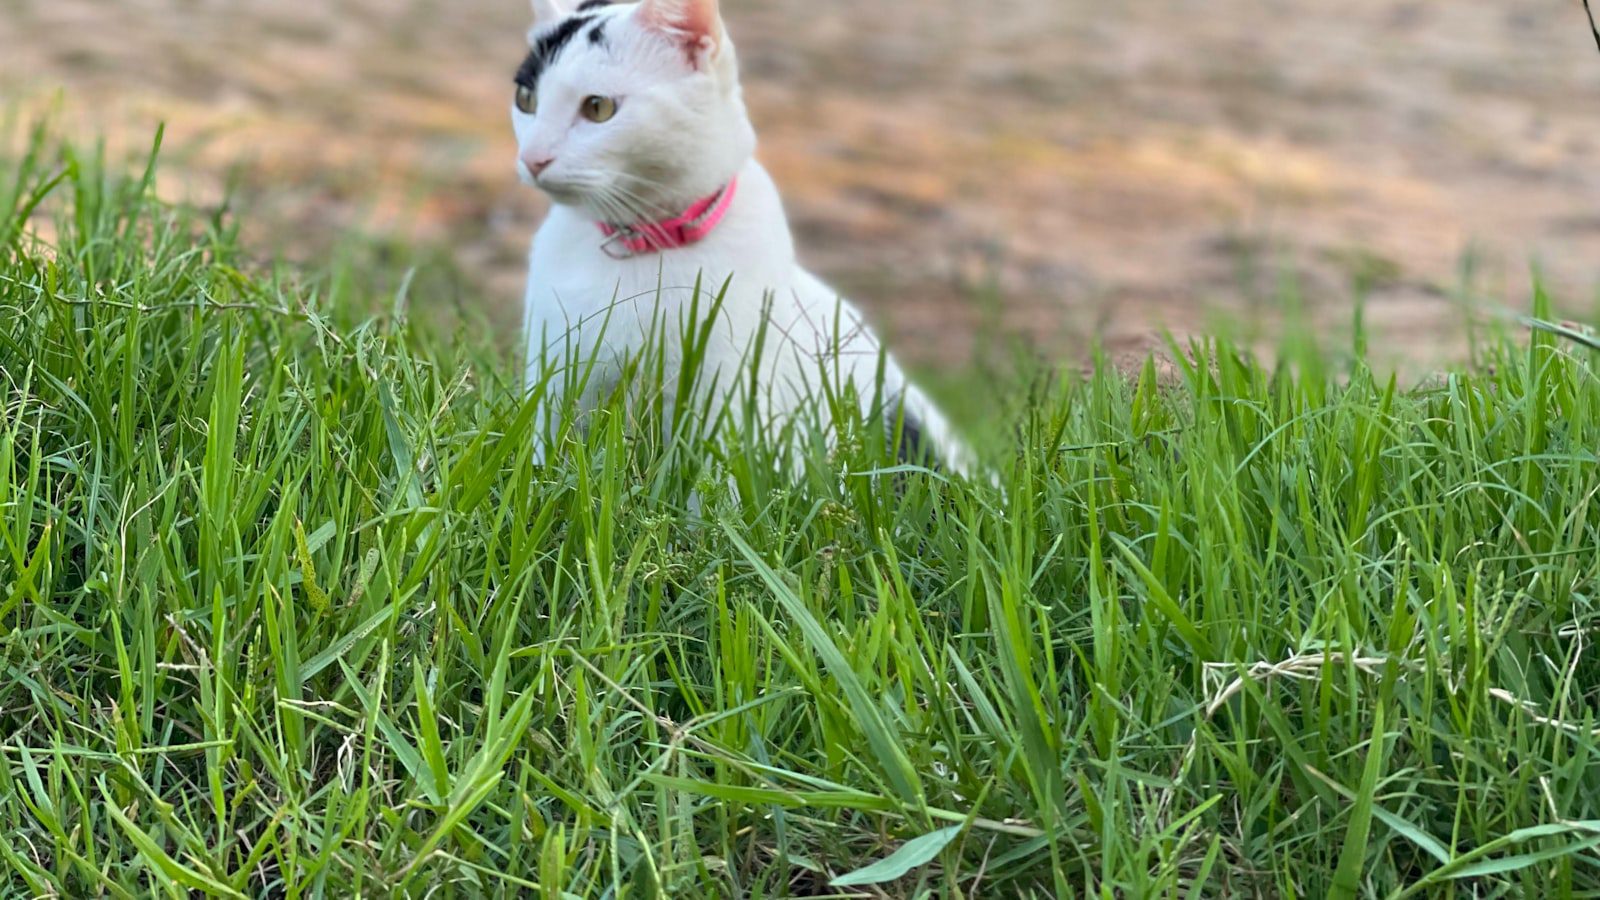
[512,0,976,474]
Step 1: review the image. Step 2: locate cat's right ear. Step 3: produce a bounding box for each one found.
[637,0,724,66]
[531,0,567,25]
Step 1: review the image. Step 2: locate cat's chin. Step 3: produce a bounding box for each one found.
[537,187,643,224]
[532,182,591,209]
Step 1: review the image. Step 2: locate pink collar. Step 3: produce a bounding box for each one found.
[597,177,739,258]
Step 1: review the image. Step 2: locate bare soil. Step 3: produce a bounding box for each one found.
[5,0,1600,376]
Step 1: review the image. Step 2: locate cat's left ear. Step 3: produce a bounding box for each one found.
[531,0,567,25]
[637,0,724,65]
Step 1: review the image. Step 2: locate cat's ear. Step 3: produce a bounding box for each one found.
[637,0,724,64]
[530,0,568,25]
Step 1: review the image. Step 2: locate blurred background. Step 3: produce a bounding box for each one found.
[4,0,1600,376]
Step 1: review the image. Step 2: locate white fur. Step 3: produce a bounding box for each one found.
[529,0,566,25]
[512,0,975,474]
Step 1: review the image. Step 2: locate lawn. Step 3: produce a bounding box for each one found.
[4,128,1600,898]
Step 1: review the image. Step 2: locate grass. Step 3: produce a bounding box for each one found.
[4,125,1600,898]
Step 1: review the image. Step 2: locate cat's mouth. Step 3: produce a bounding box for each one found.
[535,173,650,224]
[528,173,591,207]
[518,157,585,204]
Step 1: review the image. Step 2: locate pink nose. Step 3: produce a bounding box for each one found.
[523,155,554,178]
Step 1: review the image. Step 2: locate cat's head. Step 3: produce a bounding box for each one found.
[511,0,756,222]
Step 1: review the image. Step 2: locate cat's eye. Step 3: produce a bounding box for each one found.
[581,96,618,123]
[515,84,537,115]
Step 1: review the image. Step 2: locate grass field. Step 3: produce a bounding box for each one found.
[5,128,1600,898]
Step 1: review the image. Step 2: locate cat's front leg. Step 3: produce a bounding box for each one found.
[522,337,565,467]
[523,301,636,465]
[524,326,603,466]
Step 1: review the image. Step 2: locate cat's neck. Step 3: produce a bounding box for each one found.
[546,158,794,263]
[596,177,739,256]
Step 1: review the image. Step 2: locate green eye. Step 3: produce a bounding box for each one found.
[581,95,618,123]
[515,84,537,115]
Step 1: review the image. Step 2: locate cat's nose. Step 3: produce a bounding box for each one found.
[522,154,555,178]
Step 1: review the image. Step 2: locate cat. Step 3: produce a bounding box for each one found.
[511,0,977,475]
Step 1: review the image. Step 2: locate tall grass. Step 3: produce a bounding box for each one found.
[3,126,1600,897]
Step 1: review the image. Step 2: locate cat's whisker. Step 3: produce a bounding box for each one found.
[606,173,678,212]
[591,189,670,253]
[601,173,675,206]
[592,189,636,230]
[607,170,671,189]
[599,184,662,227]
[596,186,637,222]
[592,188,639,233]
[594,184,653,232]
[555,172,636,228]
[601,187,673,250]
[608,184,675,219]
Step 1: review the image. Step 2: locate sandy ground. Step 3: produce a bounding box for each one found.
[4,0,1600,376]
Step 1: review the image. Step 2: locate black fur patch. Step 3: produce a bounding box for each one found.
[588,21,608,47]
[892,409,931,465]
[514,14,598,88]
[577,0,612,9]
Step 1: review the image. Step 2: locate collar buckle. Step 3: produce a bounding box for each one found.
[599,227,641,260]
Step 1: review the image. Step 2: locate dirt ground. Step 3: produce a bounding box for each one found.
[4,0,1600,376]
